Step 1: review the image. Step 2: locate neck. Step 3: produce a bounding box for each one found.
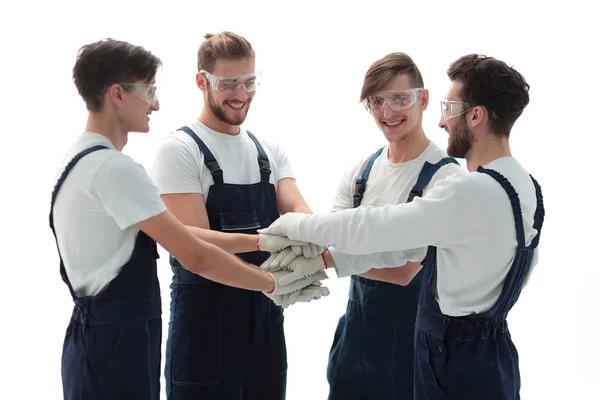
[387,126,430,163]
[86,112,127,151]
[466,133,511,171]
[198,108,240,136]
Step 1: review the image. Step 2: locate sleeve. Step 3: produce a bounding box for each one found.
[150,136,204,195]
[327,157,427,276]
[270,140,295,182]
[92,155,167,230]
[287,175,472,255]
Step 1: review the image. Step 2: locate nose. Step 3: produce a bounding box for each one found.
[231,85,248,101]
[152,100,160,111]
[438,115,446,129]
[382,102,395,118]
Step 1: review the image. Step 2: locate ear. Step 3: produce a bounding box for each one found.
[196,72,208,92]
[107,83,126,108]
[420,89,429,111]
[470,105,485,128]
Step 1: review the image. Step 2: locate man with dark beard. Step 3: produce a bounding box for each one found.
[151,32,328,400]
[259,54,545,400]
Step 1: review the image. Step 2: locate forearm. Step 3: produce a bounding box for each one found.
[184,238,274,292]
[326,246,424,277]
[359,262,423,286]
[186,226,257,254]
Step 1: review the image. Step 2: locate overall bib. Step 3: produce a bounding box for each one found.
[327,147,458,399]
[414,167,544,399]
[165,126,287,400]
[50,145,162,400]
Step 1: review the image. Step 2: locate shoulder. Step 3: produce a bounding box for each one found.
[95,151,150,181]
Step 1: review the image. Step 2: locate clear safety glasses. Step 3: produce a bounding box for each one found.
[440,99,497,121]
[362,88,424,114]
[200,70,263,93]
[120,82,160,105]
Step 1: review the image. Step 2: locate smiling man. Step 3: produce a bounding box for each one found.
[259,54,545,400]
[151,32,326,400]
[324,52,463,400]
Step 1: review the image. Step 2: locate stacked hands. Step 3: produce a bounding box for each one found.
[257,225,329,308]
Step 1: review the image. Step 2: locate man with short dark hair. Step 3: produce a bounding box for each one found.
[260,54,545,400]
[51,38,318,400]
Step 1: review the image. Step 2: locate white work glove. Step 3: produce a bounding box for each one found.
[266,270,328,296]
[256,233,306,253]
[263,254,327,286]
[258,212,308,237]
[291,242,325,259]
[265,281,330,308]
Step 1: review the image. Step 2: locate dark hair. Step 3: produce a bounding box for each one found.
[72,38,162,112]
[447,54,530,136]
[360,52,424,102]
[197,31,255,72]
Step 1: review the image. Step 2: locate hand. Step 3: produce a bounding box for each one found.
[291,242,325,259]
[267,270,327,295]
[265,281,330,308]
[260,249,299,272]
[257,233,307,253]
[274,255,327,286]
[258,212,308,237]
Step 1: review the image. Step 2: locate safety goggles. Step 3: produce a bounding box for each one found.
[362,88,424,114]
[200,70,263,93]
[440,99,497,121]
[120,82,160,105]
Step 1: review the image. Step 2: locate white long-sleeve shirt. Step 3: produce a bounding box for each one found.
[328,142,464,277]
[287,157,540,317]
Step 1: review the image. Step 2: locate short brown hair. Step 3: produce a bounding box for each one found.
[197,32,255,72]
[73,38,161,112]
[447,54,530,136]
[360,52,424,102]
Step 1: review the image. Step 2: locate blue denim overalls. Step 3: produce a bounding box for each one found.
[165,126,286,400]
[50,145,163,399]
[327,146,458,399]
[414,167,544,399]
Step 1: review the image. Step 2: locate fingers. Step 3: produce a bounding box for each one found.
[259,253,280,272]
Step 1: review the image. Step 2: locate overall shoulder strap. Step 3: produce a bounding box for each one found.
[49,145,109,231]
[178,126,224,185]
[407,157,459,202]
[246,130,271,183]
[353,147,385,208]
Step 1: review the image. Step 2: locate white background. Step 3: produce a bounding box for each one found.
[1,0,598,398]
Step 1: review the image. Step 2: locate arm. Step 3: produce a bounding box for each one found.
[282,175,466,254]
[322,157,425,278]
[152,137,259,254]
[137,210,274,291]
[358,262,422,286]
[161,193,258,254]
[95,153,273,292]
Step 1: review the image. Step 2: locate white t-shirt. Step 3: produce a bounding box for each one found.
[151,120,294,197]
[287,156,540,317]
[329,141,464,276]
[52,132,166,297]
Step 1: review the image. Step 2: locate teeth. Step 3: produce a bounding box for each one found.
[385,120,404,126]
[228,102,244,109]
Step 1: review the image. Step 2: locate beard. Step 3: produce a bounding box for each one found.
[207,90,249,126]
[447,115,473,158]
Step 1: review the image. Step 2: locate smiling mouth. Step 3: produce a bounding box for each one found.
[383,118,406,127]
[226,101,246,110]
